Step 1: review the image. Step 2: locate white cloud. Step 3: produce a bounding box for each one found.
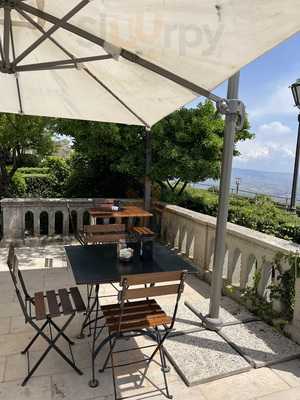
[235,120,296,172]
[249,82,298,119]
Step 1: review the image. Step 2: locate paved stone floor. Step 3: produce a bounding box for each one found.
[1,244,300,399]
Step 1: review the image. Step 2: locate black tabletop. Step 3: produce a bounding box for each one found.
[65,242,197,285]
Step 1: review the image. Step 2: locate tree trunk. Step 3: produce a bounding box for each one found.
[178,181,188,196]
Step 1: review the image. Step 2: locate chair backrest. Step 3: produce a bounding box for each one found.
[84,224,126,234]
[84,224,127,244]
[118,270,186,330]
[94,199,115,210]
[6,246,29,318]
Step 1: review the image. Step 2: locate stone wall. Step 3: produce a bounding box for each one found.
[1,198,142,245]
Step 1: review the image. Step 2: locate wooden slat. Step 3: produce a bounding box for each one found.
[84,224,125,234]
[101,299,156,311]
[123,271,184,285]
[124,284,180,300]
[34,292,46,320]
[46,290,60,317]
[109,315,172,332]
[88,233,127,243]
[102,303,161,318]
[58,289,74,315]
[70,287,86,312]
[131,226,154,236]
[105,310,166,325]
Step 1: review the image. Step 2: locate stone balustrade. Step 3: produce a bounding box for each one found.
[153,203,300,343]
[1,198,142,245]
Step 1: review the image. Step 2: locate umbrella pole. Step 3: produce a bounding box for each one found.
[205,72,240,330]
[144,127,152,211]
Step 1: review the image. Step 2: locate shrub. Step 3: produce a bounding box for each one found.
[162,187,300,244]
[8,172,27,197]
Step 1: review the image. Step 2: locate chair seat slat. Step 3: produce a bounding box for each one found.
[70,287,86,312]
[46,290,61,317]
[34,292,46,320]
[58,289,74,315]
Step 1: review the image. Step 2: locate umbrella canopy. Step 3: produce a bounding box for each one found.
[0,1,299,127]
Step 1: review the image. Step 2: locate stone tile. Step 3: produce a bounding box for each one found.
[221,322,300,367]
[4,341,92,381]
[256,386,300,400]
[189,296,255,324]
[0,318,10,335]
[0,331,45,356]
[0,375,51,400]
[271,358,300,388]
[164,330,250,385]
[0,302,22,318]
[51,367,114,400]
[200,368,289,400]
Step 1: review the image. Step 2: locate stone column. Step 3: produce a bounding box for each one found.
[48,210,55,236]
[77,210,83,232]
[63,210,69,236]
[33,209,40,237]
[2,203,24,240]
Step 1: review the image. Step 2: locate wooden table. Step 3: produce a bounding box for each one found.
[89,205,153,225]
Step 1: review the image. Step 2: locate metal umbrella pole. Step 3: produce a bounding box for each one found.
[204,72,245,331]
[144,127,152,211]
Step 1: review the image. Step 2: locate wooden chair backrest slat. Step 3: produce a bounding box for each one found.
[123,271,183,286]
[87,233,127,244]
[124,284,180,300]
[84,224,125,234]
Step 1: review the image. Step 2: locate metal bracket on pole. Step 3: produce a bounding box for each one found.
[217,98,246,131]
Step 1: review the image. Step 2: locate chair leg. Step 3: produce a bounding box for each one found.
[22,314,82,386]
[49,319,75,345]
[99,336,117,373]
[109,335,118,400]
[21,320,49,354]
[89,294,100,388]
[156,329,172,399]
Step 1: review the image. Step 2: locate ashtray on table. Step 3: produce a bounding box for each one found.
[118,248,134,263]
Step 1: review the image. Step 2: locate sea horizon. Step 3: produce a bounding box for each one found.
[195,167,300,203]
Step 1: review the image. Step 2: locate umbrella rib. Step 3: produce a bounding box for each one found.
[15,8,112,72]
[9,13,23,114]
[84,67,149,127]
[13,0,90,66]
[16,1,221,102]
[15,7,76,62]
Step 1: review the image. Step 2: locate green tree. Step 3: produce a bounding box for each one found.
[52,100,253,197]
[0,113,54,197]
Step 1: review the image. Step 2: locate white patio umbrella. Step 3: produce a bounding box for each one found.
[0,0,299,328]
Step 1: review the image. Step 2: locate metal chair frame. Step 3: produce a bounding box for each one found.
[7,245,84,386]
[89,270,186,400]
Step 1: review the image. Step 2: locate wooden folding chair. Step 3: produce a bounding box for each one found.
[90,270,186,400]
[7,245,86,386]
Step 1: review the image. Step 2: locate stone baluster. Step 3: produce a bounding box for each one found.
[77,210,83,232]
[49,210,55,236]
[33,209,40,236]
[63,210,69,236]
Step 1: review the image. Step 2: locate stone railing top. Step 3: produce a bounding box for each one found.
[163,204,300,255]
[1,198,142,206]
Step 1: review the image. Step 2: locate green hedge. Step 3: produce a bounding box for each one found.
[162,187,300,244]
[17,167,49,175]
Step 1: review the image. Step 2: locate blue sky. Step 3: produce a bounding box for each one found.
[191,32,300,174]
